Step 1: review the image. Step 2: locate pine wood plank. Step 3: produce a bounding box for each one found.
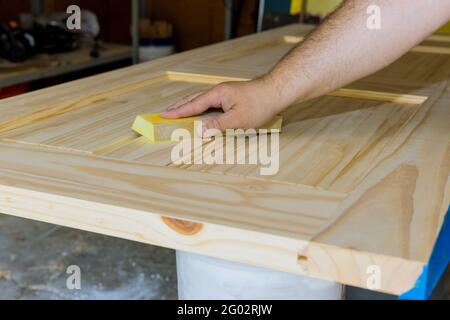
[0,24,448,296]
[184,97,422,191]
[0,141,424,295]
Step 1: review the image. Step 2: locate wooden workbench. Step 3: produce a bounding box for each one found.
[0,24,448,297]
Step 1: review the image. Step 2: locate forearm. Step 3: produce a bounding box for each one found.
[163,0,450,131]
[266,0,450,110]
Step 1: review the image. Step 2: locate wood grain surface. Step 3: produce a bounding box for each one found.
[0,24,448,295]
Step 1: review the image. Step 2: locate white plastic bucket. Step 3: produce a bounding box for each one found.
[176,251,343,300]
[139,37,175,62]
[139,45,175,62]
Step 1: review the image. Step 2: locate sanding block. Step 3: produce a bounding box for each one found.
[132,112,282,143]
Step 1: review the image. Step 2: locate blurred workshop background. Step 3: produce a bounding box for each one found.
[0,0,448,300]
[2,0,450,98]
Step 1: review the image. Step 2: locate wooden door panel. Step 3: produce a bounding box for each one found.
[207,36,300,69]
[0,72,231,156]
[176,96,422,191]
[0,24,448,296]
[1,71,427,187]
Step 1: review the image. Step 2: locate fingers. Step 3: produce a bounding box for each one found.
[166,91,204,111]
[161,82,249,137]
[201,109,244,137]
[161,89,221,119]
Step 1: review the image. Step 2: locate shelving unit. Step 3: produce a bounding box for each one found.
[0,43,132,88]
[0,0,136,89]
[1,0,246,89]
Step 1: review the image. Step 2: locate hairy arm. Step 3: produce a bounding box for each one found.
[268,0,450,106]
[162,0,450,136]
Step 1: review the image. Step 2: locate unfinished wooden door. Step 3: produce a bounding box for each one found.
[0,24,448,297]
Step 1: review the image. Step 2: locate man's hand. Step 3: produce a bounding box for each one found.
[161,77,284,137]
[162,0,450,136]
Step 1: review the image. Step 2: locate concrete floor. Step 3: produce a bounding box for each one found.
[0,214,448,300]
[0,215,177,299]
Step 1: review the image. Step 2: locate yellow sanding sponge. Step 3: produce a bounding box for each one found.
[132,113,283,143]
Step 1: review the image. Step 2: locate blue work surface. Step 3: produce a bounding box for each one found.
[399,205,450,300]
